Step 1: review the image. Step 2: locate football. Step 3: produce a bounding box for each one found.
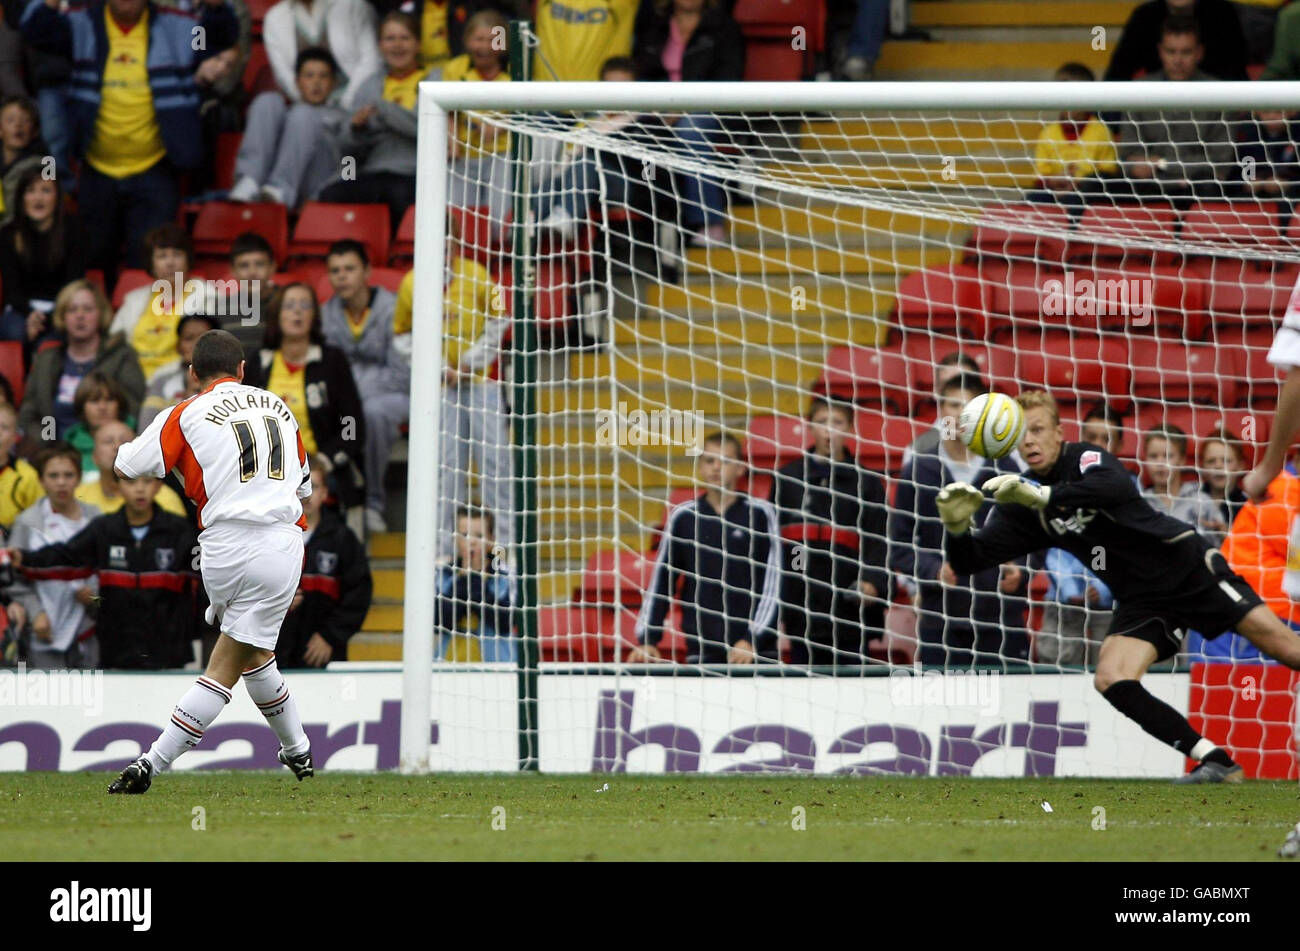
[959,392,1025,460]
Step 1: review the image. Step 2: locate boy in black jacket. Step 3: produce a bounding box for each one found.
[770,397,889,666]
[16,475,199,669]
[277,459,372,667]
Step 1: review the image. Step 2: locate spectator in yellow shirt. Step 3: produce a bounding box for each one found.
[433,10,511,235]
[534,0,637,81]
[74,418,188,518]
[0,401,43,532]
[1027,63,1118,212]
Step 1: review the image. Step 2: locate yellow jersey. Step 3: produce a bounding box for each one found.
[86,8,166,179]
[266,352,319,455]
[441,54,510,157]
[533,0,638,81]
[421,0,451,69]
[75,479,187,518]
[0,457,43,531]
[1034,118,1118,180]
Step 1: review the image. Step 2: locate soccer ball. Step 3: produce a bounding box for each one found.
[958,392,1025,460]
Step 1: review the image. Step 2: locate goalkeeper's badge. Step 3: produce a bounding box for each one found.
[959,392,1024,460]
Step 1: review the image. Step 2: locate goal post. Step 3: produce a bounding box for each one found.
[402,75,1300,778]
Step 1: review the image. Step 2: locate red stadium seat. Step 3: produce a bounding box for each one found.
[290,202,391,267]
[576,549,656,610]
[193,201,289,265]
[745,414,810,473]
[1086,263,1207,338]
[1181,201,1282,250]
[819,345,909,410]
[967,202,1070,264]
[733,0,825,80]
[851,408,926,474]
[1197,258,1300,329]
[1065,203,1178,265]
[111,269,154,309]
[1013,333,1132,409]
[1238,325,1285,407]
[1129,339,1242,406]
[0,341,23,406]
[242,40,277,97]
[894,334,993,400]
[983,263,1066,338]
[538,605,641,662]
[390,205,416,265]
[892,263,985,338]
[213,132,241,192]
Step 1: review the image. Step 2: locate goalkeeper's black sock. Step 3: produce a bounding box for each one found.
[1102,679,1207,756]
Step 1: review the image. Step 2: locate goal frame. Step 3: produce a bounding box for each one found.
[400,77,1300,774]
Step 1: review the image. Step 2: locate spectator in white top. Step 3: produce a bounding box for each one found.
[262,0,381,109]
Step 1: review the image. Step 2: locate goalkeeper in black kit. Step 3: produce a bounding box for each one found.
[937,391,1300,783]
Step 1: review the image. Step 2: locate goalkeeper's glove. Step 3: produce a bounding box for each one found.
[936,482,984,535]
[982,474,1051,509]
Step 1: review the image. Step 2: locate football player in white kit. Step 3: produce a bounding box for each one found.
[103,330,314,792]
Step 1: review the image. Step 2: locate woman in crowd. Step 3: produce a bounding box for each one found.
[19,279,144,445]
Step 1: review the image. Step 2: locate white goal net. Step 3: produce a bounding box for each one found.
[401,77,1300,780]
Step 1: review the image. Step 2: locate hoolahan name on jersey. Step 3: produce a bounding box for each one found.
[200,391,294,427]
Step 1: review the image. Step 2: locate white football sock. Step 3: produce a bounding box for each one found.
[145,676,232,772]
[1190,737,1217,761]
[242,657,309,756]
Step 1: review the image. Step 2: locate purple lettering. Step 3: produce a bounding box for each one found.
[936,723,1007,776]
[72,723,158,771]
[0,721,62,770]
[1008,701,1088,776]
[194,724,281,769]
[591,690,700,772]
[713,725,815,773]
[829,725,932,775]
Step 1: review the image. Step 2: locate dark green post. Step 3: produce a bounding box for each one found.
[508,19,540,771]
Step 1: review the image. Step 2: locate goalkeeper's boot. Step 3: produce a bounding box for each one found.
[108,757,154,795]
[278,747,314,781]
[1173,760,1244,784]
[1279,822,1300,859]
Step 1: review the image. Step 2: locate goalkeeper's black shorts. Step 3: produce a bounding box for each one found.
[1104,544,1264,662]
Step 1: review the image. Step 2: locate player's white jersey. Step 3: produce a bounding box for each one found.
[115,378,312,531]
[1269,278,1300,370]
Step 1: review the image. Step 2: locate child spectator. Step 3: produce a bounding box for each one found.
[0,166,83,362]
[1198,425,1248,531]
[227,47,348,208]
[20,0,239,283]
[0,401,43,531]
[367,0,507,70]
[243,283,368,515]
[222,232,279,352]
[139,315,219,431]
[888,373,1030,668]
[1140,425,1226,543]
[74,419,187,516]
[436,11,511,232]
[277,457,372,667]
[431,218,512,561]
[19,279,145,443]
[630,432,781,664]
[110,224,208,384]
[769,397,889,666]
[434,505,513,662]
[262,0,381,109]
[318,11,427,227]
[1028,63,1118,209]
[0,95,44,224]
[6,443,99,669]
[14,472,199,669]
[321,239,405,533]
[65,370,133,474]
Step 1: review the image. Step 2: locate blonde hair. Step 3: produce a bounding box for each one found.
[1016,389,1060,425]
[52,279,112,336]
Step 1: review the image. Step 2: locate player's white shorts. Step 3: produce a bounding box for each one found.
[199,521,305,650]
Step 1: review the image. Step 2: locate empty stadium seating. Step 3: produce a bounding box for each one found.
[0,342,24,406]
[892,263,985,339]
[290,202,391,266]
[819,345,910,410]
[192,201,289,265]
[575,549,656,610]
[732,0,825,81]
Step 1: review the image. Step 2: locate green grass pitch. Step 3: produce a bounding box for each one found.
[4,772,1299,860]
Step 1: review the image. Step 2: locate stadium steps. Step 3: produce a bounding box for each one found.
[910,1,1138,28]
